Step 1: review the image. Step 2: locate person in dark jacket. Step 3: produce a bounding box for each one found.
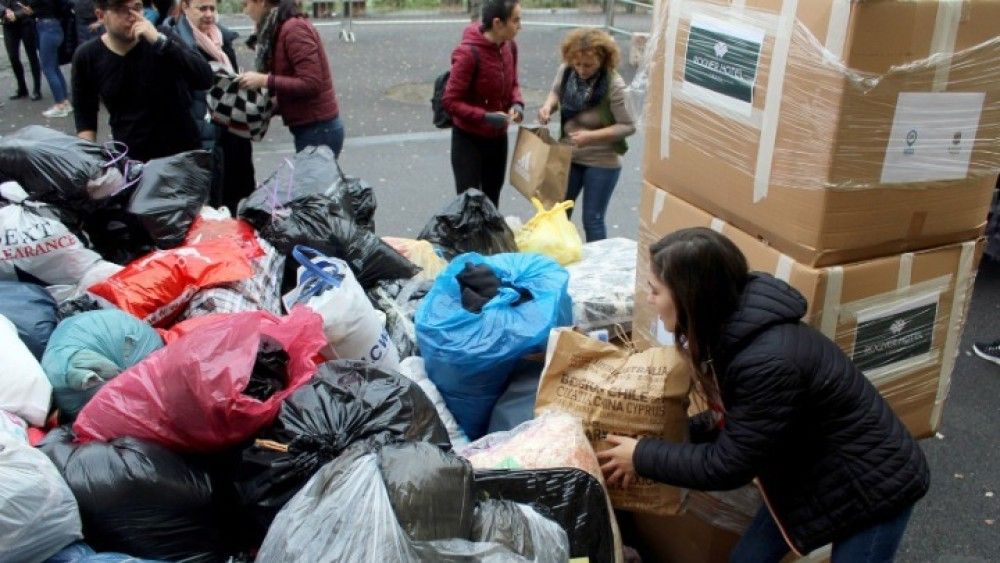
[166,0,255,213]
[72,0,213,162]
[73,0,103,44]
[442,0,523,208]
[2,0,42,100]
[240,0,343,156]
[598,227,929,562]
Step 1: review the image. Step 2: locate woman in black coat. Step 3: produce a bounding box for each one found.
[167,0,255,214]
[598,227,929,562]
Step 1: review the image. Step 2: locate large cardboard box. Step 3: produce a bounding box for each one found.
[642,0,1000,266]
[633,183,982,438]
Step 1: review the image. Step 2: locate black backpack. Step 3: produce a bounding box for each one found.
[431,45,479,129]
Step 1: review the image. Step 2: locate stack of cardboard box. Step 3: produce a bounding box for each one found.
[631,0,999,559]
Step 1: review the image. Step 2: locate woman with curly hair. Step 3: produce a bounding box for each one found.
[538,28,635,241]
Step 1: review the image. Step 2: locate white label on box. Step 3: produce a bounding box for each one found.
[681,14,765,118]
[880,92,985,184]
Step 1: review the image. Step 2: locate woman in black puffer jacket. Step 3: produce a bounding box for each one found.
[598,227,929,562]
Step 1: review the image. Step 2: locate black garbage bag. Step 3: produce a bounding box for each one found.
[378,441,475,542]
[247,194,418,288]
[230,360,451,540]
[244,345,289,401]
[475,468,617,563]
[240,146,374,230]
[418,189,517,261]
[0,126,106,210]
[37,427,224,562]
[127,150,212,249]
[0,280,58,359]
[81,190,155,265]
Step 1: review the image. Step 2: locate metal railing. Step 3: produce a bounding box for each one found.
[604,0,653,37]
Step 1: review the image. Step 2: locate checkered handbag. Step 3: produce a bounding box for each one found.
[206,67,274,142]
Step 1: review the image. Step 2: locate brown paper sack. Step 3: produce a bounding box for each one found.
[509,126,573,207]
[536,328,693,515]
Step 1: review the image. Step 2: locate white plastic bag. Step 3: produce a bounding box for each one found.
[257,445,568,563]
[0,181,105,286]
[283,246,399,370]
[0,314,53,426]
[0,410,29,444]
[0,434,83,562]
[398,356,469,448]
[565,238,637,332]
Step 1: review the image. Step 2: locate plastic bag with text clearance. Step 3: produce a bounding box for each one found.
[515,199,583,266]
[230,360,451,539]
[418,189,518,261]
[0,430,83,563]
[0,182,105,286]
[256,441,569,563]
[87,238,254,327]
[415,252,572,439]
[38,427,222,561]
[72,307,327,452]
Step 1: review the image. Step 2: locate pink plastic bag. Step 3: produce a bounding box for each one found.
[73,307,327,452]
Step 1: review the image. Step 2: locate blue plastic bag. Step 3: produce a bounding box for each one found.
[0,280,58,359]
[416,252,571,439]
[41,310,163,419]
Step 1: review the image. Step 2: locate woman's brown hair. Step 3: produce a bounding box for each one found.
[560,28,620,71]
[649,227,749,373]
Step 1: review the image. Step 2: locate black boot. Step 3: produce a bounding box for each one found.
[9,89,28,100]
[30,91,42,101]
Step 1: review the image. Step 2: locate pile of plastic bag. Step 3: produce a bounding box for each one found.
[0,134,658,560]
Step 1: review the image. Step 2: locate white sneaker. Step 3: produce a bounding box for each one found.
[43,104,72,118]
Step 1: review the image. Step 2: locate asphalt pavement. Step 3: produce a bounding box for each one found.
[0,11,997,562]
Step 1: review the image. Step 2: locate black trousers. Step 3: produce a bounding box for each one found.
[3,21,41,95]
[208,130,256,215]
[450,125,508,208]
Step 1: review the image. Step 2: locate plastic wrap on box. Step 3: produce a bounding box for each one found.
[566,238,637,332]
[635,0,1000,192]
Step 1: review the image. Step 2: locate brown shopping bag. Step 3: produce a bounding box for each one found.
[536,327,693,515]
[509,127,573,207]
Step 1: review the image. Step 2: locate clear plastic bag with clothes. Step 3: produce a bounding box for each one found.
[565,237,637,333]
[256,443,569,563]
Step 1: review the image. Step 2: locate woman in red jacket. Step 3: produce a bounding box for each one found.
[442,0,523,207]
[239,0,344,156]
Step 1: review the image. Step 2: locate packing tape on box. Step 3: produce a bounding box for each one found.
[752,0,798,203]
[823,0,851,59]
[931,0,964,91]
[932,239,977,428]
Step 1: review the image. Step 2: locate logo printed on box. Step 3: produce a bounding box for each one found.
[852,297,939,375]
[682,14,764,116]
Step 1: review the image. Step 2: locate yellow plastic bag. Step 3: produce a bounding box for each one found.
[515,199,583,265]
[381,237,447,280]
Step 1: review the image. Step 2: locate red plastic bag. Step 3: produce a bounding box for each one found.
[157,313,231,345]
[73,307,327,452]
[184,215,265,260]
[87,239,254,327]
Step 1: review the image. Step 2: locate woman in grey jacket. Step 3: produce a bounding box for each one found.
[538,29,635,242]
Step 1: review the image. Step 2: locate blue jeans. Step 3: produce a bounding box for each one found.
[36,18,67,103]
[564,162,621,242]
[290,116,345,157]
[730,504,915,563]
